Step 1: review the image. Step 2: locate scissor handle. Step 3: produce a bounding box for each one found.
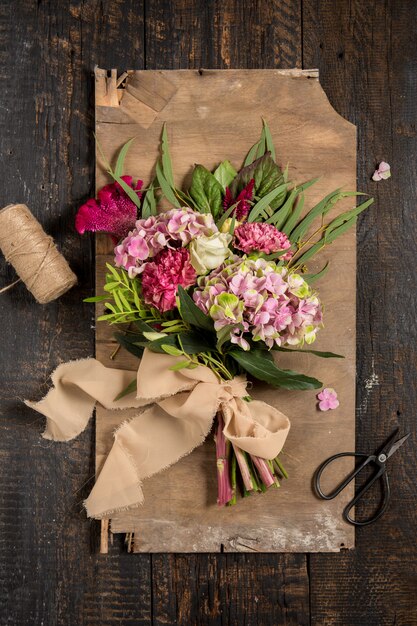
[314,452,372,500]
[344,467,391,526]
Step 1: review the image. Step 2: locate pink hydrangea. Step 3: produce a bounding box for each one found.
[75,176,142,242]
[193,256,322,349]
[141,248,197,312]
[114,207,218,277]
[317,388,339,411]
[234,222,293,260]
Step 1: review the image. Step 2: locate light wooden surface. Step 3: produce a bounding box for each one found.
[95,68,356,552]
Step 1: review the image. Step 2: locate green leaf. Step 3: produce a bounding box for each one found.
[178,331,214,354]
[189,165,224,218]
[147,334,178,353]
[161,344,183,357]
[112,174,142,209]
[177,285,215,332]
[83,295,108,303]
[324,197,374,241]
[229,349,322,390]
[213,160,237,190]
[291,242,324,268]
[303,261,329,284]
[231,154,285,208]
[141,179,157,218]
[169,361,192,371]
[273,346,344,358]
[247,183,289,222]
[281,193,305,234]
[216,202,238,229]
[114,378,137,401]
[262,119,276,161]
[290,189,342,242]
[156,161,181,207]
[114,332,144,359]
[161,124,174,187]
[243,137,264,166]
[266,187,300,228]
[114,138,135,179]
[215,324,238,352]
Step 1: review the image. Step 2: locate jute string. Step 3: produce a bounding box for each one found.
[0,204,77,303]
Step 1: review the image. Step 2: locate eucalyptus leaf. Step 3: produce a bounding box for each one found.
[114,137,135,179]
[289,189,342,242]
[247,183,289,222]
[161,124,174,187]
[262,119,276,161]
[141,179,157,217]
[156,161,181,207]
[303,261,329,284]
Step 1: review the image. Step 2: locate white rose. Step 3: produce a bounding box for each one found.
[189,232,232,274]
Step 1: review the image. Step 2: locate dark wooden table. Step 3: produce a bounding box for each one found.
[0,1,416,624]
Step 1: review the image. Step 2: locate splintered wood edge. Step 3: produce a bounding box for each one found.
[94,67,320,107]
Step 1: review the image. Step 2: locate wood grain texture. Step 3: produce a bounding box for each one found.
[94,68,357,553]
[0,0,415,625]
[303,1,417,624]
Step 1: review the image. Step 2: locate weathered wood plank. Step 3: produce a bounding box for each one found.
[0,2,152,625]
[303,1,417,625]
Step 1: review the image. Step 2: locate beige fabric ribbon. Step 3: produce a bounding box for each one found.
[25,349,291,519]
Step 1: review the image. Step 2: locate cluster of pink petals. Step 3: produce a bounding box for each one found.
[193,256,323,349]
[142,248,196,312]
[317,388,339,411]
[223,179,255,220]
[114,207,217,278]
[233,222,293,259]
[75,176,142,242]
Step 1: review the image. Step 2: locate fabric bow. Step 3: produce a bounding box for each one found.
[25,349,291,519]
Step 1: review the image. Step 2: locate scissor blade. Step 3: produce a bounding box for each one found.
[386,433,411,459]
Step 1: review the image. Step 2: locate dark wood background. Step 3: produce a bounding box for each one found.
[0,1,416,624]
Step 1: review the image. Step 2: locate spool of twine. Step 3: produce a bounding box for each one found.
[0,204,77,304]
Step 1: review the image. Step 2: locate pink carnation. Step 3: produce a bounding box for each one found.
[142,248,197,312]
[233,223,293,259]
[75,176,142,242]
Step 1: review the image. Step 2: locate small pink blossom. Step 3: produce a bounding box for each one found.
[317,388,339,411]
[75,176,142,242]
[141,248,196,312]
[233,222,293,259]
[372,161,391,181]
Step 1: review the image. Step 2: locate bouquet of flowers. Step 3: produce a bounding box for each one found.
[76,121,373,507]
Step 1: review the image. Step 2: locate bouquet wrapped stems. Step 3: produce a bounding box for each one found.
[215,412,287,506]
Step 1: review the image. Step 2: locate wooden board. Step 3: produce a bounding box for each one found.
[94,68,357,552]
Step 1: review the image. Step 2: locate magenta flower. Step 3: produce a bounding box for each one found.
[233,222,293,259]
[141,248,197,312]
[75,176,142,242]
[317,388,339,411]
[372,161,391,181]
[223,179,255,220]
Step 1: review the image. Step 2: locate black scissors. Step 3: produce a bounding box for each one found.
[314,429,410,526]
